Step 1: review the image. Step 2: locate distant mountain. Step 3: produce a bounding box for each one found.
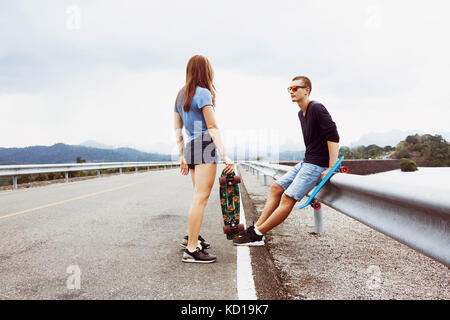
[139,142,177,155]
[0,143,172,165]
[277,150,305,162]
[79,140,177,155]
[227,148,305,161]
[76,139,306,161]
[79,140,116,149]
[350,130,450,148]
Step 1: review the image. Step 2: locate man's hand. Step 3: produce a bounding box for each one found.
[321,168,331,180]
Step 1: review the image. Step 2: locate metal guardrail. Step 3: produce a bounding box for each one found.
[238,161,450,267]
[0,162,180,189]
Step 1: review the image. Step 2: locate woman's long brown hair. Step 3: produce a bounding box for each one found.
[176,55,216,112]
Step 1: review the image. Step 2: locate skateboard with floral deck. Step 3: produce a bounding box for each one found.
[219,170,244,240]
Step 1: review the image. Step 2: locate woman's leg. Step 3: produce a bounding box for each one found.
[185,168,195,237]
[186,163,217,251]
[190,168,195,187]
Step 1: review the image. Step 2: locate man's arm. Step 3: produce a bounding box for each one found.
[314,104,340,179]
[327,141,339,168]
[320,141,339,180]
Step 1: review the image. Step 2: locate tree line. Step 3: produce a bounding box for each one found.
[339,134,449,167]
[339,145,395,160]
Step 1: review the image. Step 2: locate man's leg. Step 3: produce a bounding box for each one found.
[254,162,304,227]
[255,183,284,228]
[256,162,325,234]
[256,194,297,234]
[233,193,296,246]
[233,162,325,246]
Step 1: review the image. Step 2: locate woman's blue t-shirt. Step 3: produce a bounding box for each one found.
[174,86,214,142]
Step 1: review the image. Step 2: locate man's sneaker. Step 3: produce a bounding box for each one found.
[182,247,217,264]
[181,235,211,249]
[233,227,265,246]
[238,224,265,240]
[239,224,253,236]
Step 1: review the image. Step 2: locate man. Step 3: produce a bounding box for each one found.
[233,76,340,246]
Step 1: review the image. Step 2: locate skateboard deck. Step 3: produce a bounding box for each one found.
[219,170,244,240]
[298,156,349,210]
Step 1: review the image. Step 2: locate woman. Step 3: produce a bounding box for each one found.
[174,55,234,263]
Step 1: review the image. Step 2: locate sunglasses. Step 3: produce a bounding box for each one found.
[287,86,307,93]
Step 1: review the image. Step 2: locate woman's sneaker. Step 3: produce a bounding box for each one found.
[233,226,264,246]
[181,235,211,249]
[182,247,217,264]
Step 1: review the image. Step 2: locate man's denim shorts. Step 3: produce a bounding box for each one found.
[275,161,328,202]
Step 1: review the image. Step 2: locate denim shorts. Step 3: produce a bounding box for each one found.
[275,161,328,202]
[184,133,217,170]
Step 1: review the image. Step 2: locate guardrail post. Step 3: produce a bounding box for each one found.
[97,170,100,177]
[65,172,69,183]
[263,175,268,186]
[13,176,18,189]
[314,207,324,234]
[135,167,138,173]
[119,168,122,175]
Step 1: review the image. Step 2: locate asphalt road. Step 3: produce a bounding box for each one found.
[0,168,243,299]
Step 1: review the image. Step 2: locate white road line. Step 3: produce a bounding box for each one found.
[236,166,257,300]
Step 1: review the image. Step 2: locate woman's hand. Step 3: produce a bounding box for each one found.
[222,155,234,174]
[180,156,189,175]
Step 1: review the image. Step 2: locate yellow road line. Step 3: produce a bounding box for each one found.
[0,181,143,220]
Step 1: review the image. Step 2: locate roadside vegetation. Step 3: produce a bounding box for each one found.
[339,134,449,167]
[339,145,395,160]
[392,134,449,167]
[0,166,163,188]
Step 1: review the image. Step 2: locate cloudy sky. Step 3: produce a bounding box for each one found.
[1,0,449,155]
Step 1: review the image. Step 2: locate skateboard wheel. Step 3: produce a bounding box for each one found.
[312,202,321,210]
[233,176,241,184]
[340,166,349,174]
[219,177,227,186]
[223,225,231,234]
[238,224,245,232]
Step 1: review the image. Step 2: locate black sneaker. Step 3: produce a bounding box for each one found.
[239,224,253,236]
[233,227,264,246]
[182,247,217,264]
[239,224,265,240]
[181,235,211,249]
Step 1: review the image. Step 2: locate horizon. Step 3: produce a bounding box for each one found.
[2,129,449,156]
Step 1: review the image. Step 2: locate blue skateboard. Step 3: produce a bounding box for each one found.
[298,156,349,210]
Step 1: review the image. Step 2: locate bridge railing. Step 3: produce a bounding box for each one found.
[0,162,180,189]
[238,161,450,267]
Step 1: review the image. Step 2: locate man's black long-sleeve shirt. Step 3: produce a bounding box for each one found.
[298,100,340,168]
